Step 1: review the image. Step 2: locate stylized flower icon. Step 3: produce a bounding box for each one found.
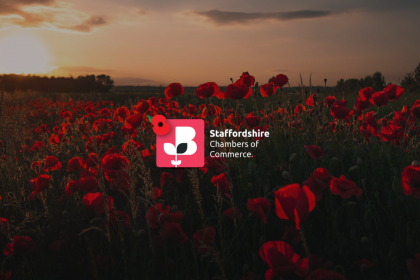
[151,115,170,135]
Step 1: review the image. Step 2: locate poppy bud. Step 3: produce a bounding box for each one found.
[248,182,253,188]
[282,171,290,179]
[137,229,145,238]
[243,264,249,277]
[297,99,302,104]
[171,205,178,212]
[412,160,420,167]
[255,82,259,88]
[361,237,369,246]
[230,78,233,83]
[289,153,297,163]
[348,166,358,174]
[62,211,69,217]
[332,157,340,163]
[322,121,329,127]
[90,217,103,226]
[316,88,320,94]
[357,158,363,166]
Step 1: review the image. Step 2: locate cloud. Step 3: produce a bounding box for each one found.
[0,0,109,32]
[63,16,108,32]
[189,9,334,26]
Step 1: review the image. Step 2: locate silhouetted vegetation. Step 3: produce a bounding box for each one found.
[336,71,386,93]
[336,63,420,94]
[0,74,114,93]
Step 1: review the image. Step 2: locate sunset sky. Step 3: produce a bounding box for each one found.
[0,0,419,86]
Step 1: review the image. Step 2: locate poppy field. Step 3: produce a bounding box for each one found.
[1,72,420,280]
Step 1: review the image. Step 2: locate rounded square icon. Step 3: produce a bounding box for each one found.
[156,119,205,168]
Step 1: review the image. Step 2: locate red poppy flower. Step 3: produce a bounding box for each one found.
[384,84,404,101]
[224,207,242,221]
[331,105,354,120]
[304,145,325,159]
[43,156,62,172]
[3,236,37,256]
[75,176,98,193]
[306,94,315,107]
[164,83,184,99]
[259,241,308,279]
[216,90,226,99]
[401,165,420,198]
[330,175,363,199]
[380,124,404,143]
[160,172,174,188]
[247,197,271,224]
[195,82,220,98]
[359,87,374,101]
[235,72,255,87]
[159,222,188,245]
[146,203,183,228]
[107,210,131,228]
[67,157,85,171]
[407,254,420,280]
[101,153,130,181]
[355,97,371,111]
[294,104,306,114]
[152,187,162,200]
[123,113,143,132]
[193,226,216,253]
[86,153,98,167]
[303,168,332,201]
[412,100,420,118]
[369,91,389,107]
[274,184,316,229]
[202,156,226,173]
[132,100,150,114]
[114,106,130,122]
[29,174,51,192]
[0,218,9,234]
[211,172,230,197]
[0,271,11,280]
[270,74,289,87]
[30,161,41,171]
[324,96,336,107]
[83,193,114,214]
[245,112,260,128]
[28,190,40,201]
[306,268,345,280]
[122,139,144,155]
[225,83,252,100]
[260,82,278,97]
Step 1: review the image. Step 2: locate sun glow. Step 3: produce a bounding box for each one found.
[0,35,55,75]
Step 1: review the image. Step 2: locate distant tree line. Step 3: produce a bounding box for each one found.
[0,74,114,93]
[336,62,420,93]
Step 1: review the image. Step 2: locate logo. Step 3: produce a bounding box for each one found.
[154,116,204,168]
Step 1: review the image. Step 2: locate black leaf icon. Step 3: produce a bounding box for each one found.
[176,143,188,154]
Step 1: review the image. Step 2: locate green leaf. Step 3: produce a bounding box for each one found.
[147,115,153,123]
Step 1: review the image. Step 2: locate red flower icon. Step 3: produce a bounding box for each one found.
[151,115,170,135]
